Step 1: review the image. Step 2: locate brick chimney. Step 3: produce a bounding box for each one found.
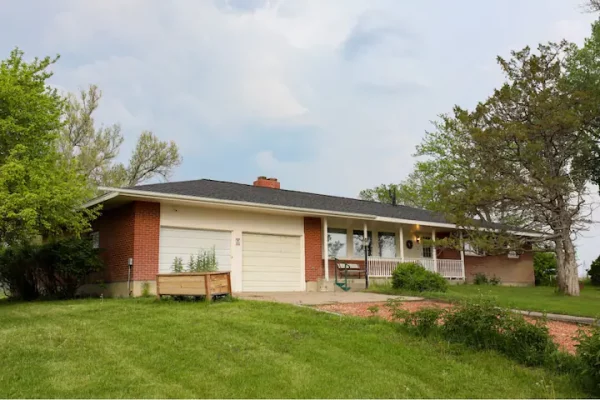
[253,176,280,189]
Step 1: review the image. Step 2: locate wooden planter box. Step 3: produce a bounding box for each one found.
[156,272,232,301]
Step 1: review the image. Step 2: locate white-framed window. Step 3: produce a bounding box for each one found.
[464,242,485,256]
[91,232,100,249]
[327,228,347,259]
[378,232,396,258]
[422,236,432,258]
[353,230,373,257]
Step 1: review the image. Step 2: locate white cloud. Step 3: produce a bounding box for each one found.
[5,0,600,268]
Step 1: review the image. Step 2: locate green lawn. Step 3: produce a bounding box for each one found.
[0,298,586,398]
[369,282,600,318]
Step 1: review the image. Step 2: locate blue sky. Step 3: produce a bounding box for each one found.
[2,0,599,272]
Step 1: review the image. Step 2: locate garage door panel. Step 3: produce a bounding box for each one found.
[160,237,231,249]
[159,227,231,274]
[242,241,300,252]
[242,233,302,292]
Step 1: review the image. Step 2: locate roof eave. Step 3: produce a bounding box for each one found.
[93,187,545,238]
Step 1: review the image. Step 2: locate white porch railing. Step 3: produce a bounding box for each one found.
[367,257,464,279]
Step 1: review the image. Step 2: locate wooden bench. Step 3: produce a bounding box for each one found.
[337,263,364,279]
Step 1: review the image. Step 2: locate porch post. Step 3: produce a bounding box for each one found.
[323,217,329,281]
[399,226,404,262]
[432,229,437,272]
[364,221,369,288]
[459,231,465,279]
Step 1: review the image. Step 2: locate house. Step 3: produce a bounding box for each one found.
[83,176,539,296]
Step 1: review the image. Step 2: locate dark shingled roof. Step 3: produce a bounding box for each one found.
[128,179,451,224]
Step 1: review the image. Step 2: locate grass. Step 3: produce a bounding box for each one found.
[368,282,600,318]
[0,298,587,398]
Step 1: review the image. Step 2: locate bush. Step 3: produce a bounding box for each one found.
[402,307,445,336]
[442,299,556,366]
[187,247,218,272]
[489,275,501,285]
[473,273,488,285]
[589,255,600,286]
[0,238,104,300]
[534,252,557,286]
[576,328,600,395]
[391,262,448,292]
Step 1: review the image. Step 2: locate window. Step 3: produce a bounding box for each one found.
[422,236,432,258]
[91,232,100,249]
[327,228,347,259]
[378,232,396,258]
[353,230,372,257]
[464,242,485,256]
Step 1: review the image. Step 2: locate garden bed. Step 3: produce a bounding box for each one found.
[316,300,590,354]
[156,271,231,300]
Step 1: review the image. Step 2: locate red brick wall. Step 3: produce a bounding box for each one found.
[132,202,160,280]
[465,253,534,285]
[92,203,135,282]
[304,217,323,282]
[91,201,160,283]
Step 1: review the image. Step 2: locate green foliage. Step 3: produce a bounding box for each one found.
[367,305,380,317]
[588,255,600,286]
[60,85,182,187]
[442,299,557,366]
[171,257,184,273]
[186,247,218,273]
[0,237,104,300]
[473,273,488,285]
[576,328,600,395]
[391,262,448,292]
[0,49,97,245]
[489,275,501,285]
[534,252,558,286]
[473,273,501,285]
[402,307,445,336]
[141,282,151,297]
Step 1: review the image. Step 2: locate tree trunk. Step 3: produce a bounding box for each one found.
[555,232,580,296]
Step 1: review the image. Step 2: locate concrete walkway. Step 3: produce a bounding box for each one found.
[512,309,599,326]
[235,291,422,305]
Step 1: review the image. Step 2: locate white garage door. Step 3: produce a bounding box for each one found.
[242,233,302,292]
[159,227,231,273]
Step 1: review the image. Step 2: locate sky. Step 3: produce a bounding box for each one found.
[1,0,599,273]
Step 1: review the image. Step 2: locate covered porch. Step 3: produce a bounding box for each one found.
[321,216,466,281]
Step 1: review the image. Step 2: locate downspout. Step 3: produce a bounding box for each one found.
[128,257,133,297]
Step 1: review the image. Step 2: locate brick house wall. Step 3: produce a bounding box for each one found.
[304,217,323,282]
[91,201,160,284]
[465,253,534,285]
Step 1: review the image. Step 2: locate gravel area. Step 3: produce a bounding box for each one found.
[316,301,590,354]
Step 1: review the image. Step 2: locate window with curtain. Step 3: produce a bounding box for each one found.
[422,236,432,258]
[327,228,347,259]
[378,232,396,258]
[353,230,372,257]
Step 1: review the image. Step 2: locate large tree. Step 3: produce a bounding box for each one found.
[60,85,182,187]
[363,37,600,296]
[0,49,96,244]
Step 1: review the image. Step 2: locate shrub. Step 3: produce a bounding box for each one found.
[187,247,218,272]
[534,252,557,286]
[171,257,184,273]
[473,273,489,285]
[489,275,501,286]
[589,255,600,286]
[576,328,600,395]
[500,315,557,366]
[391,262,448,292]
[402,307,445,336]
[442,299,557,366]
[0,238,104,300]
